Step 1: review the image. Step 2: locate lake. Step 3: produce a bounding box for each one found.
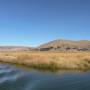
[0,64,90,90]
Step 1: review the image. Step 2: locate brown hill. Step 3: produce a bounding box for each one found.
[38,39,90,51]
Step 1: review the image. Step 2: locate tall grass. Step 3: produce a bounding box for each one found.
[0,51,90,70]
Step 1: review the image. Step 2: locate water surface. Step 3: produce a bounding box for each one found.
[0,64,90,90]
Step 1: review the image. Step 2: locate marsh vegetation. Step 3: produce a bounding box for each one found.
[0,51,90,70]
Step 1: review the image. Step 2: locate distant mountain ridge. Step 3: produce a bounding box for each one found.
[0,46,32,51]
[0,39,90,51]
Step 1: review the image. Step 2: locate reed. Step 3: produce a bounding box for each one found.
[0,51,90,70]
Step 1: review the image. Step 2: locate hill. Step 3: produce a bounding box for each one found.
[38,39,90,51]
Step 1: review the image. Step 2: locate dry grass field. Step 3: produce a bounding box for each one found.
[0,51,90,70]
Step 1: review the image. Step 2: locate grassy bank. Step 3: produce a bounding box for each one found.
[0,51,90,70]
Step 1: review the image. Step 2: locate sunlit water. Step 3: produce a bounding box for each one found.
[0,64,90,90]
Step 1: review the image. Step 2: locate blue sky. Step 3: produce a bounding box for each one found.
[0,0,90,46]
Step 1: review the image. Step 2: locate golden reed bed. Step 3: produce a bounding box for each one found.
[0,51,90,70]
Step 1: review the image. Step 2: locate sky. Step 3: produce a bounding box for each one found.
[0,0,90,46]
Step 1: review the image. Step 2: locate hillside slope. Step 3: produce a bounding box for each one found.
[38,39,90,51]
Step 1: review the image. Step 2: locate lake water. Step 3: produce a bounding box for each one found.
[0,64,90,90]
